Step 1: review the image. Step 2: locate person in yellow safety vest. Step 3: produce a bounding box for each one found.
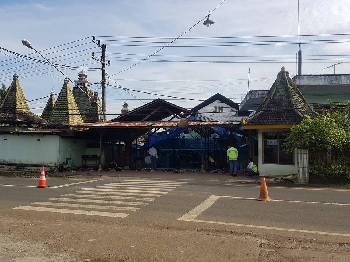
[247,158,259,177]
[227,145,238,176]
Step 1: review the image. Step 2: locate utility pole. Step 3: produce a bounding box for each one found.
[92,37,110,121]
[101,44,107,121]
[297,0,302,75]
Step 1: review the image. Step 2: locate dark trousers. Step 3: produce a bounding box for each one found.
[247,169,259,176]
[228,160,238,176]
[151,156,157,169]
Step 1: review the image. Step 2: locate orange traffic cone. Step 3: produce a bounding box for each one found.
[257,177,270,201]
[38,166,47,188]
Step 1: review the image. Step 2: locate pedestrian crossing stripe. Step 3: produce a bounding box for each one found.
[76,189,162,197]
[13,178,187,218]
[14,206,129,218]
[48,197,147,206]
[94,186,169,194]
[106,184,178,189]
[31,202,140,211]
[102,185,177,190]
[62,193,155,202]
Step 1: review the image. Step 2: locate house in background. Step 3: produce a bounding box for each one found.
[238,90,269,117]
[0,74,100,170]
[240,74,350,115]
[293,74,350,110]
[191,93,240,122]
[242,67,318,177]
[6,69,345,174]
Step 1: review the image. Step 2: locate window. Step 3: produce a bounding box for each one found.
[263,132,293,165]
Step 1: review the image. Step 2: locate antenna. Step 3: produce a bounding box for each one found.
[322,62,342,74]
[297,0,302,75]
[247,68,251,93]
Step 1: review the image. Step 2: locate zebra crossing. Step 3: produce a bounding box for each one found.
[13,178,187,218]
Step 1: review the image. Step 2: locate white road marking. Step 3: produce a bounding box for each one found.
[14,178,186,218]
[178,195,350,237]
[62,193,155,202]
[108,182,178,185]
[122,179,187,184]
[178,195,221,221]
[231,184,349,192]
[95,186,170,194]
[13,206,128,218]
[49,197,147,206]
[184,218,350,237]
[78,189,162,197]
[83,187,168,195]
[50,179,100,188]
[0,179,99,188]
[272,185,349,192]
[0,184,37,188]
[105,183,178,189]
[223,196,350,206]
[31,202,139,211]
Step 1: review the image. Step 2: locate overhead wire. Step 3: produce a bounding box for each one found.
[0,38,104,114]
[0,38,100,86]
[108,0,227,78]
[97,32,350,40]
[107,79,204,102]
[2,24,350,107]
[36,36,92,52]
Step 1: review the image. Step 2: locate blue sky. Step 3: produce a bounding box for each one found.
[1,0,350,117]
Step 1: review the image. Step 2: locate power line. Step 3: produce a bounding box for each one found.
[97,32,350,40]
[107,0,227,77]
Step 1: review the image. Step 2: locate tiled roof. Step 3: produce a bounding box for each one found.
[85,92,102,123]
[72,71,102,123]
[41,91,55,121]
[245,67,317,126]
[0,74,44,124]
[48,78,83,125]
[73,84,94,121]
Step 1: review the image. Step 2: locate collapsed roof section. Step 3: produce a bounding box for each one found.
[113,98,191,122]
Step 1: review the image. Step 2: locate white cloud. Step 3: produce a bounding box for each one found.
[1,0,350,117]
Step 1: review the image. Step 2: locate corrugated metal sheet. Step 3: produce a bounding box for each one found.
[71,120,240,129]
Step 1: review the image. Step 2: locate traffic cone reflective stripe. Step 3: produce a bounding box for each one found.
[257,177,270,201]
[38,166,47,188]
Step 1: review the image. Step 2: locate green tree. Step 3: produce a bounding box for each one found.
[283,114,350,152]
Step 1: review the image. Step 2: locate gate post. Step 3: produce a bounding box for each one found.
[297,148,309,183]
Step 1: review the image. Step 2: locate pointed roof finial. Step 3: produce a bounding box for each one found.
[281,66,285,72]
[13,73,19,80]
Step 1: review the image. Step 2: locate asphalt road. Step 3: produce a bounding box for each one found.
[0,170,349,261]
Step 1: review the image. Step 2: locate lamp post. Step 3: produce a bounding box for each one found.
[21,39,73,83]
[203,14,215,27]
